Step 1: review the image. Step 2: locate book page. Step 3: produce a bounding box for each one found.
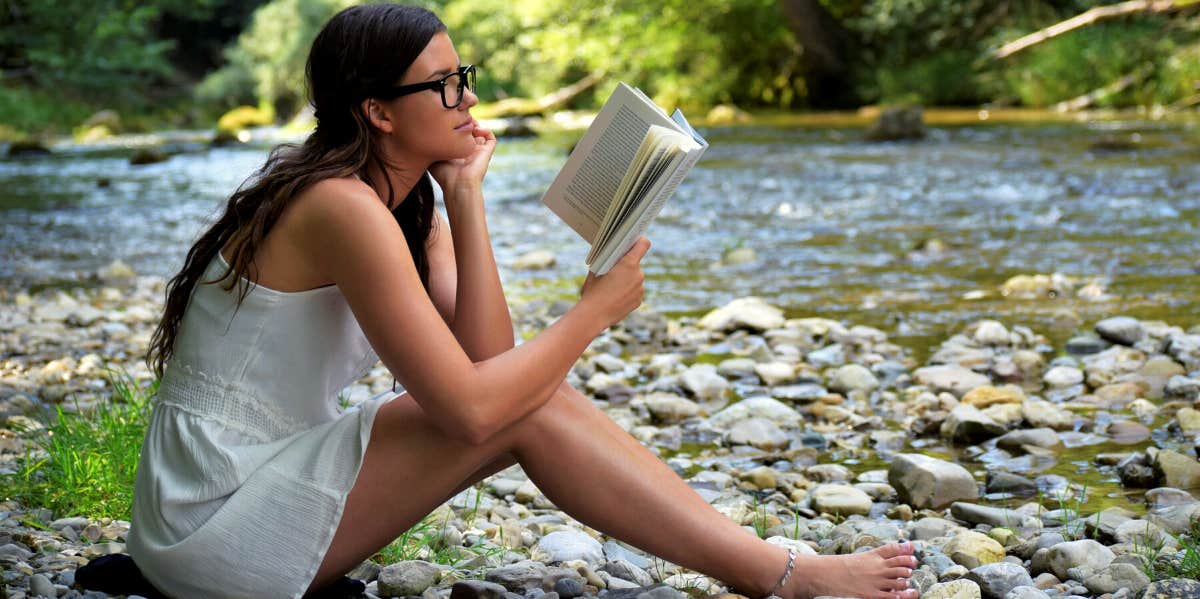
[588,128,675,265]
[541,83,693,242]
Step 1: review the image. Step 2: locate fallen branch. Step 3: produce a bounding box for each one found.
[989,0,1200,60]
[1053,63,1155,112]
[474,72,604,119]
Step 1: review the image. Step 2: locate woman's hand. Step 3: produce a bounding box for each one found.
[579,237,650,328]
[429,120,497,203]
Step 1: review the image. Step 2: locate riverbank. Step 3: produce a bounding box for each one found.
[1,262,1198,598]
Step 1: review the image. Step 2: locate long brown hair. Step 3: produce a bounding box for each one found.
[147,4,446,379]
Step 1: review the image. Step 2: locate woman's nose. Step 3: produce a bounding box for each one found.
[461,86,479,110]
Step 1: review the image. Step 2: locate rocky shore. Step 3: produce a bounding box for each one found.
[2,265,1199,599]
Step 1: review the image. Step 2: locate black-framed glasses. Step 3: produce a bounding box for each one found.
[375,64,476,109]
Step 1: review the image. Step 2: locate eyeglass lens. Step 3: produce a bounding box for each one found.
[444,67,476,108]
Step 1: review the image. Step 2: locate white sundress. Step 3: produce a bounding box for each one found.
[127,251,400,598]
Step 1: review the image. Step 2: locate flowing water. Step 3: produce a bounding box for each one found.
[4,113,1196,352]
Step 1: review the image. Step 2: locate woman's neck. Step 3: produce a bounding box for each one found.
[363,148,430,210]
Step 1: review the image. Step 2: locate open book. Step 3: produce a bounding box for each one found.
[541,82,709,275]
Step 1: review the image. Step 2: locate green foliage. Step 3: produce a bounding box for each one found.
[988,19,1189,107]
[196,0,358,118]
[2,369,155,521]
[371,486,509,569]
[432,0,803,111]
[0,85,94,139]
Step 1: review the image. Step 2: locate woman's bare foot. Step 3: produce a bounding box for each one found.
[779,542,919,599]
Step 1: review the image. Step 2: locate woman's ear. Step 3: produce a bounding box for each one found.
[360,98,394,134]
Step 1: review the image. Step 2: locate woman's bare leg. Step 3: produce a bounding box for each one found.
[306,383,915,599]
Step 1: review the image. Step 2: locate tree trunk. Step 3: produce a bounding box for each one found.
[777,0,860,108]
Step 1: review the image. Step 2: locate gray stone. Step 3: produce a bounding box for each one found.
[985,471,1039,496]
[1153,449,1200,489]
[809,484,873,516]
[914,365,992,398]
[1021,401,1074,430]
[698,297,784,332]
[1043,366,1084,388]
[641,393,700,424]
[0,543,34,560]
[890,453,979,509]
[910,517,964,541]
[29,573,55,598]
[552,578,583,599]
[951,502,1034,529]
[1083,562,1149,595]
[486,561,582,594]
[1095,316,1145,346]
[1046,540,1114,580]
[974,321,1011,346]
[828,364,879,394]
[707,397,801,429]
[636,586,686,599]
[1144,487,1200,508]
[599,560,654,587]
[727,417,790,450]
[770,383,827,402]
[941,405,1006,442]
[378,560,441,597]
[603,541,651,569]
[1004,586,1050,599]
[678,364,729,402]
[754,362,795,386]
[1143,577,1200,599]
[533,530,603,565]
[452,581,511,599]
[1165,375,1200,400]
[1065,336,1107,356]
[995,429,1062,452]
[965,562,1033,599]
[923,579,982,599]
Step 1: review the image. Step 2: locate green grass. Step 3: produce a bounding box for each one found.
[2,368,155,521]
[1135,519,1200,582]
[369,484,511,570]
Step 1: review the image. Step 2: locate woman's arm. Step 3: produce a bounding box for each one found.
[441,189,514,361]
[296,180,648,446]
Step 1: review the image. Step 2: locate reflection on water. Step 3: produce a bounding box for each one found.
[2,117,1198,351]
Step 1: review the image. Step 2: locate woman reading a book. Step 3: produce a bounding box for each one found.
[124,4,918,599]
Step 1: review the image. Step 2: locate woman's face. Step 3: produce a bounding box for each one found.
[385,31,479,163]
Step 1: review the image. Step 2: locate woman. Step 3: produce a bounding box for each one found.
[128,4,918,599]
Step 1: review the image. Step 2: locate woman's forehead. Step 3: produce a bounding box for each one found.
[408,32,460,79]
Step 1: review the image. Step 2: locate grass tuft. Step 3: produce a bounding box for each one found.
[3,368,155,521]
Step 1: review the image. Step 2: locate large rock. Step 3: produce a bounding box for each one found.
[995,428,1062,452]
[809,484,873,516]
[944,531,1006,569]
[679,364,729,401]
[1153,449,1200,489]
[1021,401,1074,430]
[965,562,1033,599]
[951,502,1035,529]
[707,397,801,429]
[378,560,441,597]
[1046,540,1114,580]
[533,530,604,564]
[1083,562,1150,595]
[914,365,992,397]
[889,453,979,509]
[1095,316,1145,346]
[698,297,784,332]
[828,364,879,394]
[641,393,700,424]
[941,405,1006,443]
[485,561,582,593]
[727,417,790,450]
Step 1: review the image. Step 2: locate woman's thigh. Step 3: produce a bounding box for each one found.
[306,393,521,594]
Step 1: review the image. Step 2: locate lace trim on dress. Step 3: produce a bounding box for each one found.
[155,362,312,443]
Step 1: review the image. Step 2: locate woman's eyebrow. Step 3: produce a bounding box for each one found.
[426,64,461,79]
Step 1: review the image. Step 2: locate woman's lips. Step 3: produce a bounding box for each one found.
[454,118,473,131]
